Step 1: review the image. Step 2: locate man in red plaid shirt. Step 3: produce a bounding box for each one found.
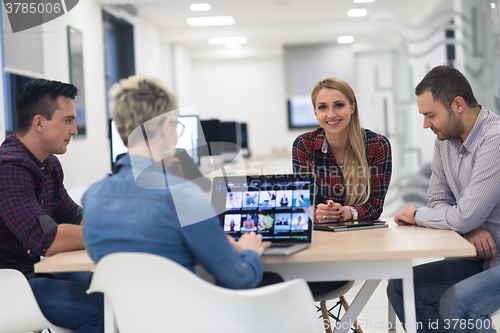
[0,79,103,332]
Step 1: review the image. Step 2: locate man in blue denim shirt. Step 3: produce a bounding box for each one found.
[83,76,270,289]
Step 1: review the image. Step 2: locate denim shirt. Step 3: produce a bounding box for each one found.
[82,155,263,289]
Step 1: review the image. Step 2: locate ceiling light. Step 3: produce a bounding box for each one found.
[208,36,248,45]
[186,15,235,27]
[353,0,375,2]
[337,35,354,44]
[348,8,367,17]
[190,3,211,11]
[492,3,496,9]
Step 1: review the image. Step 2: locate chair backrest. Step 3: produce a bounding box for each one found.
[0,269,74,333]
[0,269,51,333]
[0,268,53,333]
[88,252,317,333]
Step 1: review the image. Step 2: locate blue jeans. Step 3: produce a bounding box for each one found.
[440,264,500,333]
[387,258,494,333]
[29,271,104,333]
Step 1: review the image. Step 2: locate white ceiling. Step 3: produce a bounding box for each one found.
[98,0,452,51]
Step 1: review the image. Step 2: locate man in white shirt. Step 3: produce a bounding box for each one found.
[387,65,500,333]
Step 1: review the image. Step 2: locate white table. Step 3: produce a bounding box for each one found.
[35,221,475,333]
[261,222,475,333]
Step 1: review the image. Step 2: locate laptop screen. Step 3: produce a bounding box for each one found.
[211,173,316,243]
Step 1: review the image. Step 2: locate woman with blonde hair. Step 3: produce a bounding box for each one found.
[293,78,392,223]
[293,78,392,296]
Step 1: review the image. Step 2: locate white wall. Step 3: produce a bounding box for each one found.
[135,16,174,88]
[460,0,496,111]
[355,50,394,136]
[192,55,303,156]
[189,35,449,173]
[408,2,453,169]
[173,44,195,108]
[2,0,489,192]
[42,0,109,193]
[284,44,355,96]
[39,1,172,193]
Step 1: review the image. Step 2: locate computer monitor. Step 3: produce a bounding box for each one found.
[109,116,201,168]
[177,115,201,166]
[287,96,318,129]
[219,121,241,153]
[199,119,222,156]
[109,120,128,166]
[218,121,242,162]
[240,123,250,158]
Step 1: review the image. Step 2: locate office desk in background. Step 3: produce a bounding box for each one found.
[35,222,475,333]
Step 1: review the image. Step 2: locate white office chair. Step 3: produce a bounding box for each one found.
[88,252,318,333]
[0,269,74,333]
[315,280,364,333]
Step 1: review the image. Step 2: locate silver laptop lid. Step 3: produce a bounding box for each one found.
[211,173,316,244]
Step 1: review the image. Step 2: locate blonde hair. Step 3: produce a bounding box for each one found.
[311,78,370,205]
[110,75,178,147]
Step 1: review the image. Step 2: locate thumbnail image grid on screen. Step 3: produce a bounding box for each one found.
[216,178,311,241]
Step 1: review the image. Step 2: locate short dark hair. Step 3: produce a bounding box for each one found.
[15,79,78,136]
[415,65,478,111]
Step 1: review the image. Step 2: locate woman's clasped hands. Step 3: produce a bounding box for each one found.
[315,200,352,223]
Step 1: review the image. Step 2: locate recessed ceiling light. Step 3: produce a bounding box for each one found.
[347,9,367,17]
[353,0,375,3]
[190,3,211,11]
[492,3,496,9]
[208,36,248,45]
[186,15,235,27]
[337,35,354,44]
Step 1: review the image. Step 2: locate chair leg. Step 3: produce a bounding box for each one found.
[340,296,364,333]
[320,301,334,333]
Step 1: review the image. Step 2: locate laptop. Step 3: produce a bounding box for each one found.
[211,173,316,255]
[314,220,387,232]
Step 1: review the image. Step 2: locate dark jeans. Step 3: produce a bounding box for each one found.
[29,271,104,333]
[258,272,348,299]
[387,258,497,333]
[257,272,285,287]
[308,281,349,298]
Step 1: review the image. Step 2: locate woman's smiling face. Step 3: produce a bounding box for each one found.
[313,88,354,135]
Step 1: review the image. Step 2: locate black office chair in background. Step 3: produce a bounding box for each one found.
[168,148,211,192]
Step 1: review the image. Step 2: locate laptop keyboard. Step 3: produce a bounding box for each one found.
[269,243,294,248]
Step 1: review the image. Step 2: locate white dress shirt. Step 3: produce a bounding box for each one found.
[415,106,500,268]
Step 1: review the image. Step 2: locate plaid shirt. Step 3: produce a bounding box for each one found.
[292,128,392,220]
[0,135,82,277]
